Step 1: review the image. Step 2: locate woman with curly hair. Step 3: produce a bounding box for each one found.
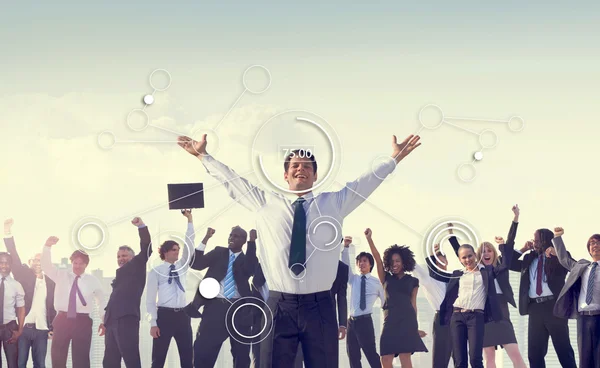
[365,228,427,368]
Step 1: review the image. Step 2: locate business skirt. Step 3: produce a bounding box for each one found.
[483,293,517,348]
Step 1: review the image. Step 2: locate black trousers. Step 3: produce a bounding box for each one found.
[103,315,142,368]
[527,299,576,368]
[450,311,484,368]
[577,314,600,368]
[433,311,453,368]
[346,314,380,368]
[272,291,338,368]
[152,308,193,368]
[194,298,251,368]
[51,313,93,368]
[250,304,263,368]
[0,321,19,368]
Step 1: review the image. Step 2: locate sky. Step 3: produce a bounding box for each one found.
[1,0,599,308]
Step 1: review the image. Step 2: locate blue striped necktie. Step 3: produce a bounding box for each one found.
[168,264,185,292]
[586,262,598,305]
[223,254,237,299]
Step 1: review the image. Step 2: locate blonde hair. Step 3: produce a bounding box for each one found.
[476,242,499,267]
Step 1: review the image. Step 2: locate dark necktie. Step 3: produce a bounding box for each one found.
[586,262,598,305]
[289,197,306,275]
[0,277,5,324]
[169,264,185,292]
[67,276,87,319]
[536,254,544,296]
[360,275,367,311]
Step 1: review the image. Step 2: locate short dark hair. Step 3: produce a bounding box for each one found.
[70,250,90,265]
[159,241,179,260]
[119,245,135,256]
[587,234,600,253]
[458,244,476,255]
[0,252,12,264]
[382,245,416,273]
[284,150,317,174]
[355,252,375,272]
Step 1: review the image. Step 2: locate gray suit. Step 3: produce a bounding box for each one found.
[552,235,600,368]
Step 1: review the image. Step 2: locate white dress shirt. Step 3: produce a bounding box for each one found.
[579,260,600,312]
[1,275,25,324]
[528,254,553,298]
[145,222,194,327]
[23,275,48,330]
[41,246,104,319]
[341,246,384,317]
[412,263,447,311]
[454,266,487,310]
[201,155,395,294]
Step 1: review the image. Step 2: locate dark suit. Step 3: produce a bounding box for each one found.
[505,239,576,368]
[249,265,267,368]
[188,242,258,368]
[553,236,600,368]
[102,226,151,368]
[4,236,56,368]
[294,261,348,368]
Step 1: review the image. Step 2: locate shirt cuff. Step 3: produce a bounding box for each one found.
[196,242,207,251]
[138,225,147,229]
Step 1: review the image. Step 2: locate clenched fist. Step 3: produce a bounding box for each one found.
[249,229,257,242]
[553,227,564,238]
[45,236,59,247]
[364,228,372,239]
[343,236,352,248]
[205,228,216,238]
[131,217,144,227]
[495,236,504,245]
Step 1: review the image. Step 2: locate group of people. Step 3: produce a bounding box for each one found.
[0,132,597,368]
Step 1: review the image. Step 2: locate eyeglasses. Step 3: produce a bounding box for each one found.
[590,240,600,246]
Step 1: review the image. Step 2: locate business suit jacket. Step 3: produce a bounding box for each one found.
[505,238,570,316]
[4,236,56,330]
[332,261,349,328]
[552,236,594,319]
[186,241,258,314]
[104,226,152,324]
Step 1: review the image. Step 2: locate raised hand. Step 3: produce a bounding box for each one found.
[495,236,505,245]
[205,228,216,238]
[177,135,207,157]
[554,227,564,238]
[545,246,557,258]
[3,218,14,234]
[392,134,421,163]
[182,209,193,222]
[364,228,372,239]
[343,236,353,248]
[512,204,520,216]
[520,240,533,253]
[447,222,454,235]
[131,217,144,227]
[249,229,257,242]
[45,236,59,247]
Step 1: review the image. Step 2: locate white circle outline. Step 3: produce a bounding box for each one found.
[126,109,150,132]
[231,302,267,339]
[457,162,477,182]
[225,297,274,345]
[507,116,525,132]
[148,230,196,278]
[478,129,498,149]
[149,69,172,91]
[288,263,307,280]
[242,65,272,94]
[198,277,220,299]
[98,131,116,150]
[308,216,343,252]
[190,127,221,157]
[418,104,445,130]
[76,222,106,251]
[371,155,397,181]
[252,112,341,194]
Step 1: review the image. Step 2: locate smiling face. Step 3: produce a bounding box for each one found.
[228,227,247,253]
[284,157,317,193]
[390,253,404,275]
[588,235,600,261]
[163,243,180,264]
[459,246,477,270]
[0,255,11,277]
[71,257,88,276]
[117,248,134,268]
[478,242,498,266]
[28,253,42,276]
[357,255,372,274]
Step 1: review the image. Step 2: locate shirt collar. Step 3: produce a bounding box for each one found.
[229,249,242,257]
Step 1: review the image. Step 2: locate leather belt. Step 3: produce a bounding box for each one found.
[24,323,36,329]
[530,295,555,304]
[453,308,484,313]
[580,310,600,316]
[158,307,185,312]
[349,314,372,321]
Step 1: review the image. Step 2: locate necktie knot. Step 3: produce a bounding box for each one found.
[361,275,366,280]
[294,197,306,206]
[169,264,176,270]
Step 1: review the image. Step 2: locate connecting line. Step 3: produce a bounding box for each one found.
[303,248,318,266]
[149,124,190,137]
[311,197,323,217]
[114,140,182,144]
[442,120,481,136]
[217,294,234,306]
[106,170,256,226]
[444,116,509,124]
[334,181,425,238]
[213,90,246,132]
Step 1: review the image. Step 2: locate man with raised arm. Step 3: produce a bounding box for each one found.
[552,227,600,368]
[4,218,56,368]
[101,217,151,368]
[177,132,421,367]
[41,237,104,368]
